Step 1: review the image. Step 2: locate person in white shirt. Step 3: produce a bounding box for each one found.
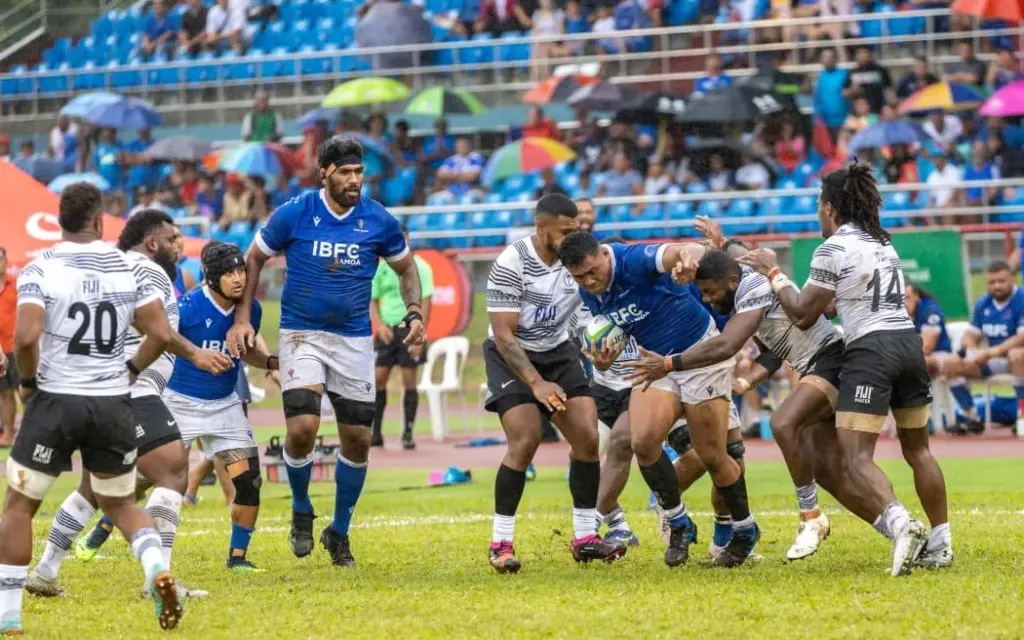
[926,152,963,222]
[922,111,963,149]
[735,153,770,191]
[49,116,77,163]
[205,0,247,53]
[643,157,672,195]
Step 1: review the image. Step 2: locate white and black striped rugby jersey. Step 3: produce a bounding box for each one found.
[123,251,179,398]
[805,223,914,344]
[486,236,581,352]
[16,241,161,396]
[734,266,840,374]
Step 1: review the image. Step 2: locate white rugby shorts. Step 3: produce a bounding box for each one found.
[278,329,375,402]
[162,389,256,455]
[649,320,734,405]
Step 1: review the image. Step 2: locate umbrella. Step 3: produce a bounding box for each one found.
[481,137,576,184]
[522,75,599,105]
[297,107,339,130]
[83,96,163,130]
[48,172,112,194]
[217,143,284,180]
[405,87,486,117]
[676,86,796,125]
[847,120,925,156]
[143,136,214,162]
[345,132,395,168]
[952,0,1024,22]
[355,1,432,70]
[899,82,985,114]
[321,77,410,108]
[13,156,67,184]
[565,81,641,111]
[980,81,1024,117]
[206,142,298,175]
[59,91,121,118]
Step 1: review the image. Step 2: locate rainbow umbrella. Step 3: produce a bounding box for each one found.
[980,81,1024,117]
[899,82,985,115]
[217,143,284,179]
[482,137,576,184]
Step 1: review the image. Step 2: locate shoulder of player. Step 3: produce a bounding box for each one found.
[494,241,526,270]
[736,268,771,300]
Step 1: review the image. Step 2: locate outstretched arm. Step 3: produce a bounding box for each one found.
[738,249,835,330]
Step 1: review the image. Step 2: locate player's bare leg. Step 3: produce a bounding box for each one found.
[595,411,639,546]
[0,480,48,633]
[282,384,325,558]
[552,396,627,563]
[806,420,879,525]
[895,411,952,569]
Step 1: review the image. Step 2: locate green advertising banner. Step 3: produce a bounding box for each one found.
[791,229,969,319]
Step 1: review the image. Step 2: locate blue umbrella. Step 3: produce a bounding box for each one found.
[60,91,122,118]
[48,172,112,194]
[848,120,924,156]
[297,107,339,130]
[218,143,284,179]
[14,155,68,184]
[83,96,163,130]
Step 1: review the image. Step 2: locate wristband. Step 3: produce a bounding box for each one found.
[769,271,794,295]
[401,309,424,327]
[722,238,746,253]
[670,354,685,371]
[19,377,36,390]
[126,360,141,376]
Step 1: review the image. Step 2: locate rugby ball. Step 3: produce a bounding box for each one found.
[584,315,627,355]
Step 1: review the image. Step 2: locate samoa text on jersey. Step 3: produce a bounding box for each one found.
[968,286,1024,348]
[914,297,952,353]
[167,286,263,401]
[577,243,712,356]
[254,190,409,337]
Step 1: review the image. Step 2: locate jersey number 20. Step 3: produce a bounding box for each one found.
[67,302,118,355]
[867,268,902,312]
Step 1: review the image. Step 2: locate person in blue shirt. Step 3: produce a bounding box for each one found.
[227,136,425,568]
[692,53,733,99]
[124,129,161,191]
[906,282,952,359]
[92,128,122,191]
[163,243,278,571]
[941,260,1024,436]
[419,119,455,174]
[814,48,850,136]
[140,0,178,59]
[558,232,760,568]
[437,137,485,198]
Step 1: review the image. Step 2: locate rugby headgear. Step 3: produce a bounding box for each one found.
[202,242,245,295]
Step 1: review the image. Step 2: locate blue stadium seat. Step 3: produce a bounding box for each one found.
[314,17,335,47]
[459,32,495,68]
[36,63,68,95]
[73,61,104,90]
[792,162,818,186]
[882,191,915,228]
[222,51,255,81]
[433,34,463,68]
[1,65,27,97]
[724,198,763,235]
[696,198,724,218]
[185,51,218,83]
[498,31,530,62]
[995,188,1024,223]
[759,195,795,233]
[110,59,142,89]
[501,173,536,198]
[90,15,112,40]
[787,194,818,233]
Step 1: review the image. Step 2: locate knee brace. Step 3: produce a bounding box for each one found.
[230,456,262,507]
[283,389,323,419]
[327,392,375,427]
[726,440,746,460]
[666,424,692,457]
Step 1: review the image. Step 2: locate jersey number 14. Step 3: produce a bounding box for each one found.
[67,302,118,355]
[867,267,902,312]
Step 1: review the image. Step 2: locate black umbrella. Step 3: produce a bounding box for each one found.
[614,91,686,125]
[565,81,641,111]
[142,135,214,162]
[676,86,796,125]
[356,1,432,70]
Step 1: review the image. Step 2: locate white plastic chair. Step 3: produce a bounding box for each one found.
[417,336,471,441]
[946,320,1009,428]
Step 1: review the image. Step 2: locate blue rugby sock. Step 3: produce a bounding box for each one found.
[949,383,975,413]
[284,451,315,515]
[229,523,254,558]
[331,455,368,536]
[713,515,733,547]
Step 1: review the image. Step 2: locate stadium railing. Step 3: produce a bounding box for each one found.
[2,9,1019,127]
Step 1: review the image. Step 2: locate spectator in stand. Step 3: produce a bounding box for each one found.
[598,152,643,198]
[923,110,963,150]
[393,120,420,167]
[177,163,201,205]
[843,46,893,115]
[420,119,455,174]
[0,246,17,446]
[643,157,672,195]
[593,4,620,54]
[49,114,77,165]
[981,115,1024,148]
[140,0,178,59]
[843,95,878,133]
[473,0,530,35]
[156,178,184,209]
[293,126,321,188]
[773,119,806,173]
[205,0,248,53]
[613,0,651,52]
[437,137,485,197]
[765,51,806,97]
[103,192,126,219]
[127,184,173,217]
[241,90,283,142]
[988,134,1024,179]
[572,118,605,173]
[945,41,986,88]
[247,175,271,222]
[988,49,1024,92]
[736,152,770,190]
[179,0,208,55]
[692,53,731,98]
[195,174,224,220]
[93,128,122,192]
[528,0,568,81]
[600,119,639,172]
[884,143,919,187]
[895,56,939,100]
[534,166,568,197]
[706,152,734,191]
[14,140,33,163]
[926,151,963,223]
[123,128,160,193]
[963,140,1001,207]
[362,112,392,199]
[523,106,560,140]
[220,173,254,230]
[814,49,849,139]
[563,0,589,53]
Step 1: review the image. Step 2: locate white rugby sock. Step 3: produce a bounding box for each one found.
[882,502,911,539]
[130,529,166,592]
[0,564,27,629]
[795,483,819,514]
[599,507,632,533]
[573,508,597,539]
[36,491,95,580]
[145,487,182,569]
[930,523,951,549]
[491,515,515,544]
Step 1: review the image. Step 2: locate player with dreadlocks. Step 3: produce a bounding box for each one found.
[739,163,951,575]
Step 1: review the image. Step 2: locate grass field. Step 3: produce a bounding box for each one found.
[12,457,1024,639]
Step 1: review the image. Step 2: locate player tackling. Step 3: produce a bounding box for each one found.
[227,136,424,568]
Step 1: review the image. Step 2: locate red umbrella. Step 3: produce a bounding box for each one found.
[951,0,1024,22]
[522,75,599,105]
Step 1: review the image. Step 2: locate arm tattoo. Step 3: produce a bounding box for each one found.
[495,338,541,386]
[399,263,422,309]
